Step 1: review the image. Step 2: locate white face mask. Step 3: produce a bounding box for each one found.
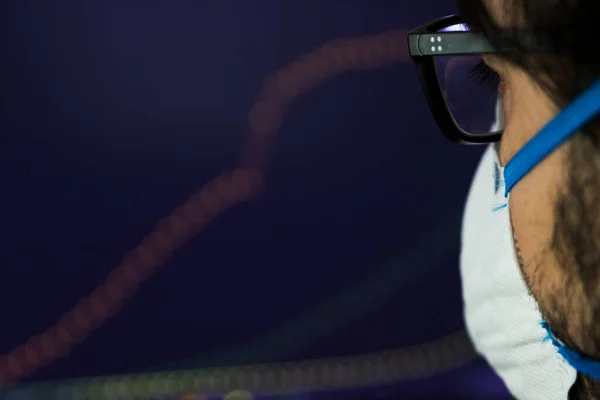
[460,144,577,399]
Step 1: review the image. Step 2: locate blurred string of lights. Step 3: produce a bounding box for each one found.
[4,203,477,399]
[153,202,465,373]
[0,27,417,386]
[2,330,476,399]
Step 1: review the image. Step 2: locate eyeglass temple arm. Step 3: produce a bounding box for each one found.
[409,32,496,57]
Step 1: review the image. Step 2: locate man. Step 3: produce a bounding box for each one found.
[410,0,600,398]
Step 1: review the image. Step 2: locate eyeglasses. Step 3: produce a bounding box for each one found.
[408,15,504,144]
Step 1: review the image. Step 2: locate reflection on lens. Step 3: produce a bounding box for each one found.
[434,53,504,135]
[440,23,469,33]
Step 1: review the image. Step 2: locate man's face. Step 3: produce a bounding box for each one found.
[483,1,589,347]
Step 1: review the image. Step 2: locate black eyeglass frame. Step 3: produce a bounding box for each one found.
[408,15,503,144]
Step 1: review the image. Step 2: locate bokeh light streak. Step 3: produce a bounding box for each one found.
[4,330,477,399]
[0,28,409,384]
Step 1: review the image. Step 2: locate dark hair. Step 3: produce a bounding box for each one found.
[457,0,600,398]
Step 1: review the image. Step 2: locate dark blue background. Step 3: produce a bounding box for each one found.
[0,0,507,398]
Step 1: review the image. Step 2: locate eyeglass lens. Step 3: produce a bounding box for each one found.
[434,24,505,135]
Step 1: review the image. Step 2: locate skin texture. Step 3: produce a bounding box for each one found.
[490,56,562,288]
[483,0,593,355]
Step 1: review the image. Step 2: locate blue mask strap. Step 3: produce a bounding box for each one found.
[541,322,600,381]
[504,78,600,197]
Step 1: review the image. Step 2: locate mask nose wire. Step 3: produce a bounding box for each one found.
[503,78,600,198]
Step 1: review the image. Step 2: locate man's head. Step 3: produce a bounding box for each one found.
[458,0,600,397]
